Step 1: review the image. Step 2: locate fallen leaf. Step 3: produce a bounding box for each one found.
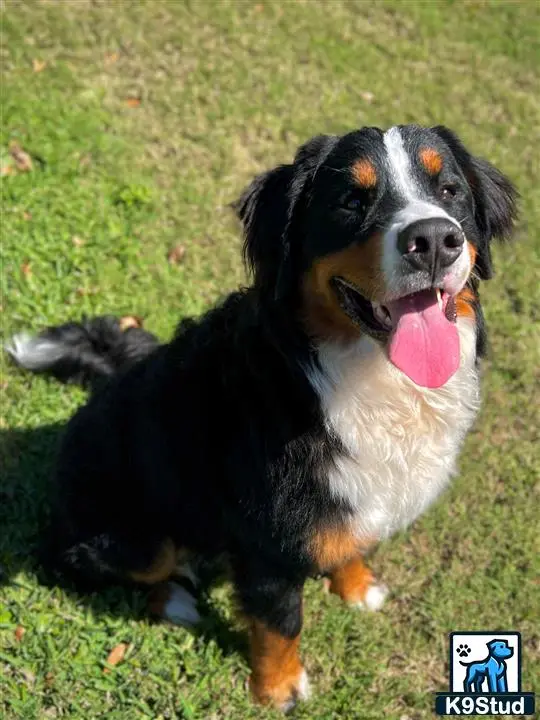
[15,626,25,642]
[71,235,85,247]
[125,97,141,108]
[32,59,47,73]
[360,90,374,103]
[23,211,32,221]
[103,642,128,672]
[1,163,14,177]
[9,142,33,172]
[167,244,186,265]
[105,52,119,65]
[21,261,32,278]
[119,315,143,331]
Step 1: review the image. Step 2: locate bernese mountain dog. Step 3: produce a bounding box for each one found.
[8,124,516,711]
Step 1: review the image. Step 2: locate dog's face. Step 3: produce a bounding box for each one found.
[238,125,516,387]
[488,640,514,660]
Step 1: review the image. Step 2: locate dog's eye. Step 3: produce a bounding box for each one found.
[345,197,366,211]
[440,184,458,201]
[341,191,372,214]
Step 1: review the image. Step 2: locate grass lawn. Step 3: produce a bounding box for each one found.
[1,1,539,718]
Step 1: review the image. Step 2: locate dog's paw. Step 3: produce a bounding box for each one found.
[350,582,389,611]
[324,575,389,611]
[250,668,311,713]
[457,643,471,658]
[148,581,201,627]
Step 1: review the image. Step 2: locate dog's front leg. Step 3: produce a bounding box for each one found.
[235,564,310,712]
[325,554,388,611]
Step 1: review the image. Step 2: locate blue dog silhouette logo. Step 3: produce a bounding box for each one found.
[459,639,513,693]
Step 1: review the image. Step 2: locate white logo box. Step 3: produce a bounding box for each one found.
[450,632,520,693]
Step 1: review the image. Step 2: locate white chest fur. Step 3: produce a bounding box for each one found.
[307,319,480,541]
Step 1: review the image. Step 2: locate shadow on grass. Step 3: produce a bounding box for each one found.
[0,421,247,659]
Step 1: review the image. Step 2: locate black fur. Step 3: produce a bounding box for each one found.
[238,135,338,300]
[37,293,345,628]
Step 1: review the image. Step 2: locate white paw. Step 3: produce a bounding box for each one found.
[352,583,389,612]
[163,582,200,627]
[297,669,312,701]
[280,670,311,713]
[174,560,199,588]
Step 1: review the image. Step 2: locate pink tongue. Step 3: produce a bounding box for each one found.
[387,290,459,388]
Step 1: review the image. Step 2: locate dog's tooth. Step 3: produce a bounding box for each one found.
[373,304,391,328]
[436,288,443,310]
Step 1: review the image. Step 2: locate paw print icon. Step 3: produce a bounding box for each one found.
[457,643,471,658]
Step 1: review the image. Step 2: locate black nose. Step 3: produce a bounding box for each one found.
[397,218,464,274]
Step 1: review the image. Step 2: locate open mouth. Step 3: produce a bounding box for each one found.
[332,277,457,334]
[331,277,460,389]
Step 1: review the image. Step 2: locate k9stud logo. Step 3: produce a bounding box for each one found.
[435,632,535,715]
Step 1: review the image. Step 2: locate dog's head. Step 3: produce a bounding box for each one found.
[488,640,514,660]
[236,125,517,388]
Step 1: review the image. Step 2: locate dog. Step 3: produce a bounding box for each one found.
[7,124,517,711]
[461,640,514,693]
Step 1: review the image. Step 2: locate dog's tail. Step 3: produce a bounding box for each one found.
[6,315,159,391]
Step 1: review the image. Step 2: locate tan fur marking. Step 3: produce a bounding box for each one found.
[467,241,477,268]
[302,234,384,342]
[455,243,477,319]
[326,556,375,604]
[310,525,361,572]
[352,158,377,188]
[456,287,476,319]
[129,538,176,584]
[249,620,304,708]
[419,147,443,175]
[119,315,143,331]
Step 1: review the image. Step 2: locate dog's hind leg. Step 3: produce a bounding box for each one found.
[497,673,508,692]
[48,531,202,627]
[44,531,177,590]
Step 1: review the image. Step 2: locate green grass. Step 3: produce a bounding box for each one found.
[1,1,539,718]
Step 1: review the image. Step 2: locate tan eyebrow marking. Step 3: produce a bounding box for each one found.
[352,158,377,188]
[419,147,443,175]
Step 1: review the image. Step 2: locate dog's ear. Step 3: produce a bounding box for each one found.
[432,126,518,280]
[236,163,295,298]
[235,134,338,298]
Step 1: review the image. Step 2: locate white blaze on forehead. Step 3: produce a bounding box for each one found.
[383,127,432,200]
[383,126,420,201]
